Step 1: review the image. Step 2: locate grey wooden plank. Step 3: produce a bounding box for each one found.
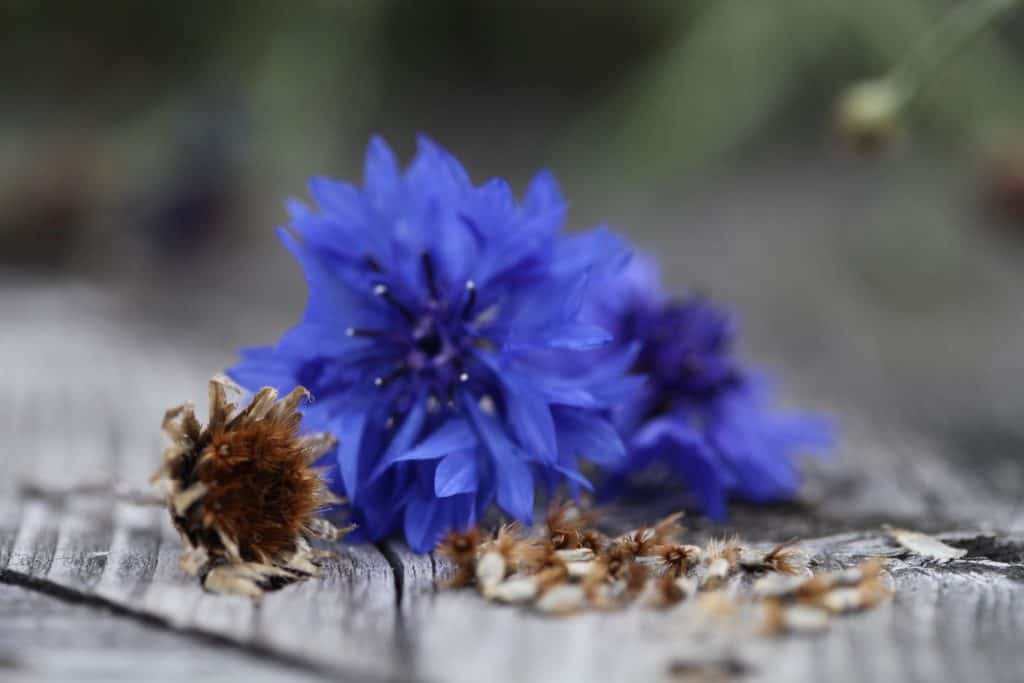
[0,581,325,683]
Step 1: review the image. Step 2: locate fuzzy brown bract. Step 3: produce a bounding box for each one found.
[153,376,353,598]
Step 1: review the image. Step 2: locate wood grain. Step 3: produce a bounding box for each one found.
[3,281,1023,682]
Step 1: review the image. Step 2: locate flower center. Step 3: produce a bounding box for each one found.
[414,327,445,360]
[349,252,481,395]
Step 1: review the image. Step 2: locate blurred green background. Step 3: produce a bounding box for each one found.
[4,0,1024,495]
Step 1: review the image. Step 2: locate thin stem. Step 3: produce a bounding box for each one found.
[890,0,1021,106]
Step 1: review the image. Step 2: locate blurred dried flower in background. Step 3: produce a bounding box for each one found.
[834,79,904,155]
[153,376,353,598]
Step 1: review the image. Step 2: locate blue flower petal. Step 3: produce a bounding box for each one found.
[434,451,479,497]
[462,390,534,523]
[403,494,442,553]
[632,416,727,520]
[228,347,300,394]
[331,409,368,504]
[364,135,400,204]
[371,418,477,477]
[499,372,557,464]
[554,407,626,468]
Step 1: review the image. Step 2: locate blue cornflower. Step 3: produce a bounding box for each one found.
[229,136,640,551]
[589,254,833,518]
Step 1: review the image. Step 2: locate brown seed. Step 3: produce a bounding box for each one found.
[545,500,602,550]
[437,527,483,588]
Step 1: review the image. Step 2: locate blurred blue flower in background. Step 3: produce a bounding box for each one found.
[229,136,640,551]
[588,255,833,518]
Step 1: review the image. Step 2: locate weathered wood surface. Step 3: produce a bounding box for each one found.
[2,281,1023,682]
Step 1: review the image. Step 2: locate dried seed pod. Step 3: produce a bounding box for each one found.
[622,562,649,598]
[153,376,351,597]
[554,547,595,563]
[545,500,602,550]
[615,511,686,557]
[886,527,967,563]
[820,587,862,613]
[674,575,699,600]
[566,560,595,580]
[490,576,540,604]
[603,540,638,578]
[581,562,621,609]
[437,527,483,588]
[762,601,830,635]
[579,528,608,554]
[476,522,537,595]
[701,558,733,590]
[797,558,885,601]
[476,551,507,597]
[497,522,549,572]
[535,563,571,593]
[753,573,807,599]
[642,572,687,608]
[652,543,702,577]
[535,584,587,615]
[740,538,807,576]
[703,535,741,566]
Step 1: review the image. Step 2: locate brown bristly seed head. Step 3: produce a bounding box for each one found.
[704,535,741,567]
[488,522,524,556]
[762,538,806,576]
[153,377,350,596]
[484,522,545,570]
[437,527,482,564]
[545,499,602,550]
[618,511,685,558]
[623,562,649,596]
[579,528,608,554]
[652,573,685,607]
[528,545,570,574]
[437,528,482,588]
[795,574,834,600]
[654,543,699,577]
[652,511,685,544]
[602,541,637,579]
[535,564,571,593]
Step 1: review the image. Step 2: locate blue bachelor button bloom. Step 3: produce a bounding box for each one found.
[588,254,833,519]
[229,136,640,552]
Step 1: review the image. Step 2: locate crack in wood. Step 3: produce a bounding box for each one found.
[375,541,406,609]
[0,567,395,683]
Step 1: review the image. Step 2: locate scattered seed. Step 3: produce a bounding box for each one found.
[490,576,539,604]
[536,583,587,615]
[432,501,892,637]
[886,527,967,563]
